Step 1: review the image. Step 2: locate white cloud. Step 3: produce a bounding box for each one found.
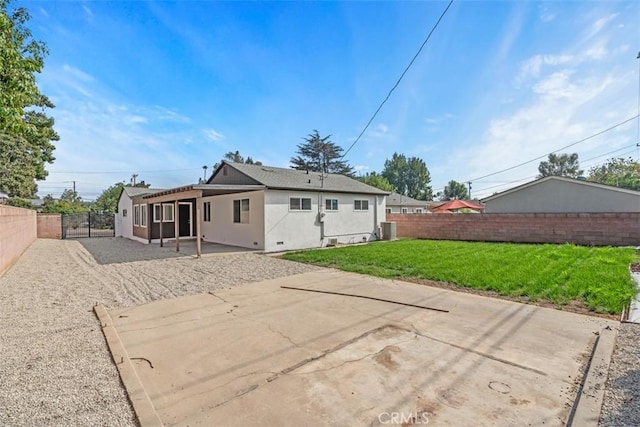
[518,54,575,80]
[203,129,225,142]
[590,13,618,37]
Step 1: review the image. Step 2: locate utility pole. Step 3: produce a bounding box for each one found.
[131,174,138,186]
[72,181,76,193]
[467,181,472,200]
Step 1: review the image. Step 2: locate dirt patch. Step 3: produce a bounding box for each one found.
[631,263,640,273]
[399,277,618,320]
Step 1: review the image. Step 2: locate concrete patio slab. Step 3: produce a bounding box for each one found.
[97,270,617,426]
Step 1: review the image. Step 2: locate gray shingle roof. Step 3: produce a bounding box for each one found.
[225,162,389,195]
[386,192,429,206]
[122,187,164,198]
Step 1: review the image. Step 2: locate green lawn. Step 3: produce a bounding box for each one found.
[281,239,639,314]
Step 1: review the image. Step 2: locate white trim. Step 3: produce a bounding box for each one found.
[133,204,140,226]
[153,204,162,223]
[203,201,211,222]
[162,203,174,222]
[140,204,148,228]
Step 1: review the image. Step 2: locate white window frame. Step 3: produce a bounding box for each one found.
[153,204,161,222]
[123,208,128,217]
[325,199,338,211]
[354,200,369,211]
[233,198,250,224]
[162,203,174,222]
[133,204,140,226]
[204,201,211,222]
[140,204,147,228]
[401,208,408,214]
[385,208,391,214]
[289,197,312,211]
[416,208,423,213]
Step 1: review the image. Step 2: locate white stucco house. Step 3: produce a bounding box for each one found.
[115,161,389,253]
[482,176,640,213]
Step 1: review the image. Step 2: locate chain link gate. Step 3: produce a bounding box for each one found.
[61,212,115,239]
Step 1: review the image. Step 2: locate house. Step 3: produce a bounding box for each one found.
[385,192,430,214]
[114,162,389,253]
[482,176,640,213]
[0,191,8,204]
[430,199,485,214]
[115,187,165,241]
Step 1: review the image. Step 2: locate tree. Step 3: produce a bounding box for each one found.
[223,151,263,165]
[41,189,88,214]
[0,1,57,197]
[290,130,354,177]
[587,157,640,191]
[357,172,395,192]
[442,180,468,201]
[537,153,582,178]
[381,153,433,200]
[94,183,124,213]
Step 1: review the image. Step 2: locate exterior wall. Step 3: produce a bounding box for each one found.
[263,190,384,253]
[386,205,427,214]
[387,213,640,246]
[0,205,37,277]
[37,213,62,239]
[199,190,265,250]
[116,194,133,238]
[209,164,260,185]
[484,179,640,213]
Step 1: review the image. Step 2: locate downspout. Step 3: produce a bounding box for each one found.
[318,192,324,241]
[374,195,378,240]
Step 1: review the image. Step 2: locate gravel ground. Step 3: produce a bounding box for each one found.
[600,323,640,426]
[0,238,318,426]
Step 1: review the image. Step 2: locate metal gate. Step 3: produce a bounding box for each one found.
[61,212,115,239]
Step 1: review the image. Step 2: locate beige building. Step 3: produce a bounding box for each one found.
[385,193,430,214]
[483,176,640,213]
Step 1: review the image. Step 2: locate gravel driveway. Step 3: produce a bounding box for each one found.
[0,238,318,426]
[0,238,637,426]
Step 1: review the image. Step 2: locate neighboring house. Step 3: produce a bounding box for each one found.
[482,176,640,213]
[385,192,429,214]
[114,162,389,253]
[115,187,164,241]
[431,199,485,214]
[0,191,8,203]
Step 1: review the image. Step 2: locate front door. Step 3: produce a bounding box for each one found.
[178,203,191,237]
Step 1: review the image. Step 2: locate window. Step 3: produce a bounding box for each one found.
[354,200,369,211]
[154,204,174,222]
[133,205,140,226]
[233,198,249,223]
[140,204,147,227]
[204,201,211,222]
[416,208,423,213]
[153,204,161,222]
[163,204,174,222]
[325,199,338,211]
[385,208,391,214]
[289,197,312,211]
[401,208,408,214]
[123,209,128,217]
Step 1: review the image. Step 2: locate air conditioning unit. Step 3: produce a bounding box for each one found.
[327,238,338,246]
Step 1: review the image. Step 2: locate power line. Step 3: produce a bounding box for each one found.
[466,114,640,183]
[341,0,455,159]
[48,167,200,174]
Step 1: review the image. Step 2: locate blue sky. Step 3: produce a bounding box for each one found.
[22,0,640,200]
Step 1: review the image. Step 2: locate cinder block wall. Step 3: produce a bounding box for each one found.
[387,213,640,246]
[0,205,37,277]
[37,213,62,239]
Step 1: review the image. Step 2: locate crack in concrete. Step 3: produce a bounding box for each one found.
[209,292,229,304]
